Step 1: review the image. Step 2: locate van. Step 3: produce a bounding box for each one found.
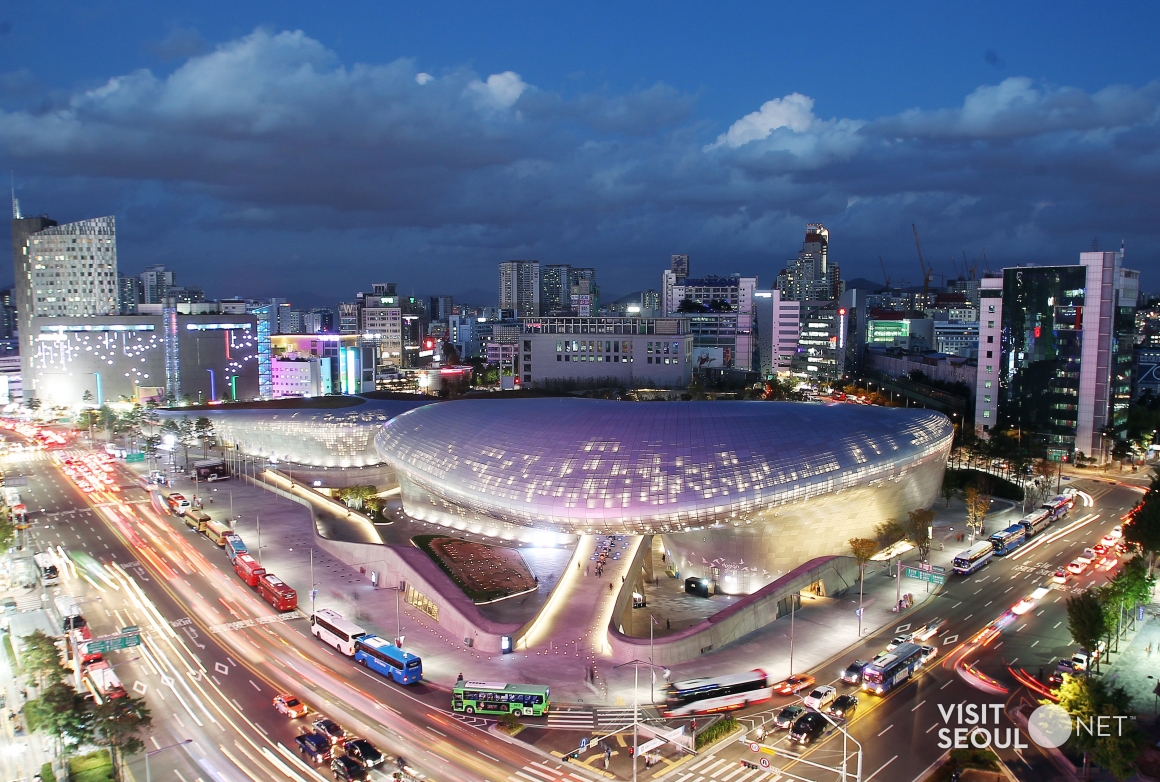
[183,509,211,533]
[224,534,247,561]
[232,553,266,587]
[1072,642,1106,671]
[257,574,297,611]
[204,520,232,546]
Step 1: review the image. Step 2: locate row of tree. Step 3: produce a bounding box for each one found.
[847,508,938,575]
[19,631,152,780]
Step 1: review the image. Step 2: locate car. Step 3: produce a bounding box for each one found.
[803,685,837,711]
[311,717,346,745]
[1111,525,1123,539]
[1080,548,1097,563]
[1092,544,1108,557]
[342,738,385,769]
[1067,559,1088,575]
[330,756,368,781]
[294,732,332,764]
[1101,534,1116,547]
[911,618,944,642]
[920,645,938,663]
[827,694,858,719]
[1052,569,1070,585]
[840,660,869,685]
[789,712,827,745]
[774,675,815,696]
[773,704,806,730]
[1056,658,1077,674]
[1114,540,1132,555]
[273,694,308,718]
[886,635,908,651]
[1011,596,1036,616]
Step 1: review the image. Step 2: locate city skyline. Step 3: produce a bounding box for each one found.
[0,3,1157,305]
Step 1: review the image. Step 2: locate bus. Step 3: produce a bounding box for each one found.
[166,493,191,515]
[71,627,103,665]
[84,661,127,702]
[662,669,772,716]
[33,552,60,586]
[353,635,423,685]
[989,524,1027,556]
[257,574,297,611]
[452,681,551,717]
[861,642,926,695]
[183,508,211,533]
[224,534,247,561]
[952,541,994,575]
[205,520,232,546]
[1017,509,1052,537]
[232,553,266,587]
[1042,495,1072,520]
[310,609,367,656]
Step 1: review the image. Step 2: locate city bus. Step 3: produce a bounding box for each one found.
[662,669,772,716]
[1017,509,1052,537]
[1042,495,1072,520]
[310,608,367,656]
[257,574,297,611]
[452,681,551,717]
[232,553,266,587]
[33,552,60,586]
[183,508,211,532]
[989,524,1027,556]
[224,534,247,561]
[952,541,994,575]
[353,635,423,685]
[861,642,926,695]
[204,520,232,546]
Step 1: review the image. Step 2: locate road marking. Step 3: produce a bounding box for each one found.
[1004,587,1013,594]
[973,589,982,595]
[952,601,962,608]
[215,662,229,676]
[895,623,912,633]
[249,679,261,691]
[1037,610,1045,616]
[479,751,500,762]
[984,601,992,607]
[927,722,939,733]
[994,641,1003,649]
[1053,621,1062,629]
[866,754,898,781]
[940,679,954,690]
[1010,657,1018,665]
[911,699,926,712]
[877,724,893,737]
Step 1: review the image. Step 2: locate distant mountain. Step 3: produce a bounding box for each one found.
[446,287,497,307]
[845,277,887,293]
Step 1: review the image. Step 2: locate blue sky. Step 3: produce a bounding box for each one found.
[1,1,1157,304]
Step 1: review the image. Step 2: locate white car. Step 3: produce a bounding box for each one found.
[803,685,837,711]
[1111,525,1123,540]
[886,635,908,651]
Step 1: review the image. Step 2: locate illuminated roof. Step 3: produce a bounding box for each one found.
[378,399,953,532]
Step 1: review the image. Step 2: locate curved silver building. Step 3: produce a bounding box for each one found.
[378,399,954,592]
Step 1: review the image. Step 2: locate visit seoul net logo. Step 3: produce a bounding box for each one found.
[937,702,1130,750]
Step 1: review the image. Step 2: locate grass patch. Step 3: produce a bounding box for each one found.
[69,751,114,782]
[2,632,18,675]
[695,717,738,749]
[923,747,1001,781]
[39,762,56,782]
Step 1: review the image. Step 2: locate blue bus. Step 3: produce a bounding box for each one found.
[1041,495,1072,521]
[1017,509,1052,538]
[990,524,1027,556]
[353,635,423,685]
[861,642,925,695]
[952,541,994,575]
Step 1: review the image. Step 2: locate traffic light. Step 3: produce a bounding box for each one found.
[741,761,761,770]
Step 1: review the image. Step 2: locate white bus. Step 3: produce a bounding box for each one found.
[310,608,368,656]
[662,669,771,716]
[952,541,993,575]
[33,552,60,586]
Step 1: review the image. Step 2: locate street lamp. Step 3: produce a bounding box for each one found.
[146,738,192,782]
[377,583,406,643]
[612,659,670,782]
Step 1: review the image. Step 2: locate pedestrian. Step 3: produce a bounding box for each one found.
[1037,666,1043,682]
[457,672,463,682]
[609,582,614,593]
[666,618,670,630]
[585,566,589,577]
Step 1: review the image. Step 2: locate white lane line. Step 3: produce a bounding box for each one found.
[926,722,939,733]
[866,755,899,781]
[1053,621,1062,629]
[940,679,954,690]
[911,699,926,712]
[877,724,894,737]
[953,601,962,608]
[1031,640,1040,647]
[478,751,500,763]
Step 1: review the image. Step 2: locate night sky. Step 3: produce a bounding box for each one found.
[1,1,1157,306]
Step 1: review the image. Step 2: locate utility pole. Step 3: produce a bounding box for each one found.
[789,591,798,677]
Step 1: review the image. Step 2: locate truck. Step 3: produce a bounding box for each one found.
[192,459,229,482]
[84,660,126,701]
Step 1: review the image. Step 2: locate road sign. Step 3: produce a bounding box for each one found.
[1139,605,1146,622]
[903,567,946,585]
[760,757,771,769]
[579,737,589,751]
[750,742,760,753]
[81,629,141,655]
[125,453,145,463]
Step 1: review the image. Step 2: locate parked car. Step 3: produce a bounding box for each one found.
[311,717,347,745]
[773,704,806,730]
[789,712,827,745]
[840,660,869,685]
[803,686,837,711]
[774,675,815,696]
[295,732,332,764]
[827,694,858,719]
[342,738,385,769]
[330,756,368,781]
[273,694,308,718]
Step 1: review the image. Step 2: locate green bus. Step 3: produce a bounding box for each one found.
[452,681,551,717]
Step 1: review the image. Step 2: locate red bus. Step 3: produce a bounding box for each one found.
[233,553,266,587]
[72,627,104,665]
[257,573,297,611]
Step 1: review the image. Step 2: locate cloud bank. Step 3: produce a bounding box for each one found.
[2,28,1158,303]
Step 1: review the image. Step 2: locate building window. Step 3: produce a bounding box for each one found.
[984,395,991,403]
[987,321,994,328]
[557,355,562,361]
[986,351,992,358]
[984,380,992,388]
[988,305,995,313]
[983,410,991,418]
[406,585,439,621]
[986,365,992,373]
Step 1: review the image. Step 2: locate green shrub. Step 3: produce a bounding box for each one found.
[39,763,55,782]
[923,747,1000,781]
[695,716,738,749]
[945,469,1023,501]
[69,751,114,782]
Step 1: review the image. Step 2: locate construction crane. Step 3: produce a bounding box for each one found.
[879,256,891,288]
[912,223,934,303]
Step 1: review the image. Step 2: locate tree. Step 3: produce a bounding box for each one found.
[26,397,40,412]
[24,680,93,756]
[964,486,991,539]
[19,630,66,687]
[0,505,15,552]
[1124,471,1160,566]
[848,538,879,581]
[1054,675,1143,780]
[873,519,905,549]
[337,485,378,511]
[142,434,162,470]
[194,416,215,458]
[906,508,935,562]
[939,470,963,507]
[1066,589,1108,673]
[93,695,152,781]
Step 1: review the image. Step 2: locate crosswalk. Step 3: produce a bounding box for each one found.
[506,761,592,782]
[595,706,655,728]
[671,753,781,782]
[546,707,593,729]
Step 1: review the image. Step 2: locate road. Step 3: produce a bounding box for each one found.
[7,439,598,782]
[673,477,1144,782]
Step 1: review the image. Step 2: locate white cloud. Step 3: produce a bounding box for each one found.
[465,71,527,111]
[415,72,434,85]
[708,92,816,149]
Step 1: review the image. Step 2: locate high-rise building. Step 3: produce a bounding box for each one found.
[754,290,802,376]
[117,274,140,315]
[0,289,15,341]
[356,284,402,368]
[662,272,757,370]
[569,267,599,317]
[540,264,572,315]
[13,213,118,399]
[670,254,689,283]
[429,295,454,322]
[139,264,177,304]
[776,224,842,302]
[499,260,540,316]
[974,249,1139,461]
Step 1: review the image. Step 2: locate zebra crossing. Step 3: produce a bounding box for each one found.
[546,707,594,729]
[671,753,781,782]
[506,760,591,782]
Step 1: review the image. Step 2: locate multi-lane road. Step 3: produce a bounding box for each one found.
[7,440,598,782]
[674,477,1144,782]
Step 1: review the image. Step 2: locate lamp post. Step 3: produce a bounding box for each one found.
[146,738,192,782]
[612,659,670,782]
[788,590,799,677]
[207,368,216,403]
[378,584,405,642]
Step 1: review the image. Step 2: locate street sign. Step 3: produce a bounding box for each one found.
[125,453,145,463]
[579,737,589,751]
[81,629,141,655]
[903,567,946,585]
[750,742,760,753]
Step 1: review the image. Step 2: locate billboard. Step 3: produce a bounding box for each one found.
[693,347,724,369]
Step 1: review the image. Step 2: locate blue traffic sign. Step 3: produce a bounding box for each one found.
[579,736,589,750]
